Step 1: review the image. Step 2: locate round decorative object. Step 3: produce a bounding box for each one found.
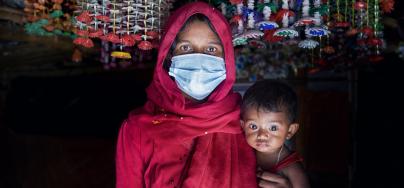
[293,17,315,27]
[367,38,383,46]
[282,39,299,45]
[274,28,299,38]
[255,21,279,30]
[238,30,264,39]
[229,0,243,5]
[111,51,132,59]
[275,9,295,22]
[73,37,94,48]
[305,27,329,37]
[122,35,136,47]
[89,29,103,38]
[230,15,243,24]
[356,39,367,46]
[380,0,395,13]
[105,33,120,44]
[354,1,367,10]
[146,31,159,39]
[233,36,248,46]
[298,39,319,49]
[248,40,267,48]
[323,46,335,54]
[76,11,92,24]
[362,27,374,37]
[346,28,359,36]
[96,15,110,22]
[334,21,350,28]
[138,40,153,50]
[263,29,283,43]
[131,34,142,42]
[44,25,55,32]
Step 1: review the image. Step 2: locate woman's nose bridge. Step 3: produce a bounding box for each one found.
[192,45,205,54]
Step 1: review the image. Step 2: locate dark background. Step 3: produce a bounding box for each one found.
[1,1,404,188]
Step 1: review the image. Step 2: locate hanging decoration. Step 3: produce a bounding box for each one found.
[298,39,319,49]
[212,0,394,79]
[72,0,174,64]
[23,0,77,38]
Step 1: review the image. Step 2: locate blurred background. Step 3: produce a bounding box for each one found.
[1,0,403,187]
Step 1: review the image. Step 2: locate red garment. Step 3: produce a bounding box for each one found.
[115,2,257,188]
[270,152,304,173]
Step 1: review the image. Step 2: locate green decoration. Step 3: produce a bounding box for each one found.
[50,10,64,18]
[256,3,277,13]
[233,37,248,46]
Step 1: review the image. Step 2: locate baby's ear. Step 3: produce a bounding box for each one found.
[286,123,299,140]
[240,120,245,128]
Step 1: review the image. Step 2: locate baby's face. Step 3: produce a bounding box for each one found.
[241,108,297,153]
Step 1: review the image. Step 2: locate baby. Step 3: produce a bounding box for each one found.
[241,80,310,188]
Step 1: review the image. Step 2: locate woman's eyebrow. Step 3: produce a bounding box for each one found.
[208,41,222,45]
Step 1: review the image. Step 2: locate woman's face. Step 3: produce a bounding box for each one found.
[171,20,224,102]
[173,20,223,58]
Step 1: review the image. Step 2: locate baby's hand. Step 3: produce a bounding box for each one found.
[256,170,291,188]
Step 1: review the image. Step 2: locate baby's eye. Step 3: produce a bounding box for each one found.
[249,123,258,130]
[270,125,277,131]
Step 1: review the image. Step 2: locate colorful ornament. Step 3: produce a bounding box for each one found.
[24,0,76,38]
[380,0,394,13]
[233,36,248,46]
[255,21,279,30]
[138,40,153,50]
[274,28,299,38]
[298,39,319,49]
[305,27,330,37]
[263,29,284,43]
[237,30,264,39]
[248,40,267,48]
[323,46,336,54]
[274,12,298,39]
[111,51,132,59]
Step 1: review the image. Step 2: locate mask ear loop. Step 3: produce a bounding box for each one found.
[276,145,284,166]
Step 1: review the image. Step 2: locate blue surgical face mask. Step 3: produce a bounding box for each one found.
[168,53,226,100]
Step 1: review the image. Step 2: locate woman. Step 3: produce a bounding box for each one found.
[115,2,257,187]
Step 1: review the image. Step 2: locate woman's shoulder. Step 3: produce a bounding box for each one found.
[118,117,155,151]
[125,106,155,129]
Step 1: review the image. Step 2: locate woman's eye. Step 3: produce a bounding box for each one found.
[249,124,258,130]
[206,47,217,53]
[270,125,277,131]
[180,45,191,52]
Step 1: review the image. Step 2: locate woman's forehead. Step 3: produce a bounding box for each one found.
[178,21,220,41]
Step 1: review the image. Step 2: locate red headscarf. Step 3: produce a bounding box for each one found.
[129,1,242,143]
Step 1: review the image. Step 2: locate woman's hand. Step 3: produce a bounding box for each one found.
[257,171,291,188]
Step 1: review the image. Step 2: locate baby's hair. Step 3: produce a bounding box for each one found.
[241,80,298,123]
[163,14,221,71]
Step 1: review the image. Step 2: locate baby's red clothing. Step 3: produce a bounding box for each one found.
[270,152,304,173]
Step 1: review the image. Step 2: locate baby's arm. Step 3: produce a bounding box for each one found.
[281,162,310,188]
